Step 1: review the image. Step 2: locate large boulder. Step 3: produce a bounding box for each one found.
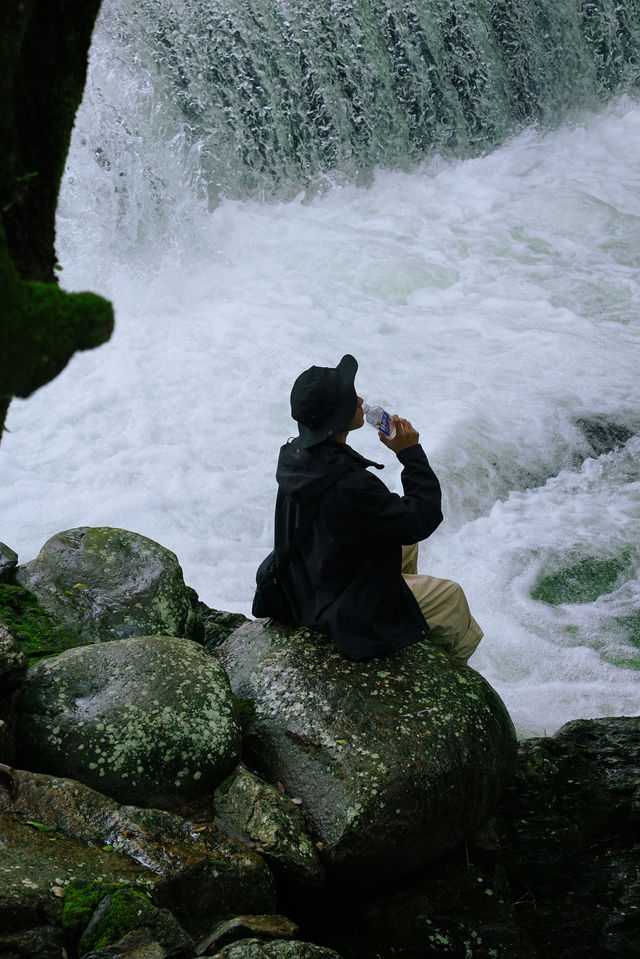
[14,527,202,644]
[218,621,517,885]
[15,636,241,808]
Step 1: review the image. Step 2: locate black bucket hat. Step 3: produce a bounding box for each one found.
[290,354,358,448]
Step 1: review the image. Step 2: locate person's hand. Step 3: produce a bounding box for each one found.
[379,416,419,453]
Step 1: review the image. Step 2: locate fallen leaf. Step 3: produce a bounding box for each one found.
[26,820,53,832]
[51,886,65,898]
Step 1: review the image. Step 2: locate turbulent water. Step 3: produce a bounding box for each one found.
[2,0,640,736]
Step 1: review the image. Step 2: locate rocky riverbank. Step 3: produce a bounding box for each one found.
[0,529,638,958]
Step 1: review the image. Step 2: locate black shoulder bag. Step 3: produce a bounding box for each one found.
[252,481,336,623]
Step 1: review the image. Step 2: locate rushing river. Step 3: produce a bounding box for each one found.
[2,0,639,736]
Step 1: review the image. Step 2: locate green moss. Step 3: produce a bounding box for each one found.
[60,880,106,931]
[0,582,86,664]
[61,881,155,952]
[531,553,630,605]
[0,226,113,408]
[86,887,154,951]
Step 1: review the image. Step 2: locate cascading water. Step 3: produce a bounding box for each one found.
[2,0,639,735]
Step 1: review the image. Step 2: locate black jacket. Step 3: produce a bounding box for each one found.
[274,437,443,659]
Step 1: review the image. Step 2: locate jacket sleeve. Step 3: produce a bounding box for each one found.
[329,444,443,545]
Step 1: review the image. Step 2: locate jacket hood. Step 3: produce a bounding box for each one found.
[276,437,383,503]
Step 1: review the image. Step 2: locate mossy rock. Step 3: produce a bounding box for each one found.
[216,764,324,886]
[61,881,192,956]
[14,527,203,645]
[0,810,150,931]
[0,226,113,438]
[215,941,343,959]
[0,768,276,925]
[0,0,111,438]
[0,582,86,665]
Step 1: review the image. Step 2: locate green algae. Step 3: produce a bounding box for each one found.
[531,553,631,605]
[0,582,86,664]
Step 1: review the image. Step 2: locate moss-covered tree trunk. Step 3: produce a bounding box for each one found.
[0,0,113,443]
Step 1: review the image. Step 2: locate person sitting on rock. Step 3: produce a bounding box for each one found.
[258,353,483,665]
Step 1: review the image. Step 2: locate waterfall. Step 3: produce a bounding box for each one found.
[77,0,640,208]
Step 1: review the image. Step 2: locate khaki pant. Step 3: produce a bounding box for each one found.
[401,543,483,665]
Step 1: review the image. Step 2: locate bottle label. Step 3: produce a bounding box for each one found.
[378,410,392,436]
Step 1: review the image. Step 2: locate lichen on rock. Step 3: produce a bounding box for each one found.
[14,635,242,809]
[217,620,517,885]
[14,527,203,645]
[216,764,324,886]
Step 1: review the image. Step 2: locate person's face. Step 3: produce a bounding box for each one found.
[345,395,364,432]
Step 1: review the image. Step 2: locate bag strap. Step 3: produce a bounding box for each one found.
[276,473,341,577]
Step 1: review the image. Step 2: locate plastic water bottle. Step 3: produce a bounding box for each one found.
[362,403,396,439]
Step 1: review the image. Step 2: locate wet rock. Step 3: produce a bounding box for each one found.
[0,768,276,921]
[196,915,299,955]
[573,414,639,458]
[199,606,250,653]
[14,527,202,644]
[0,809,152,934]
[530,552,633,606]
[216,765,324,886]
[14,635,241,808]
[0,542,18,582]
[217,621,516,884]
[80,925,192,958]
[497,716,640,959]
[213,941,343,959]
